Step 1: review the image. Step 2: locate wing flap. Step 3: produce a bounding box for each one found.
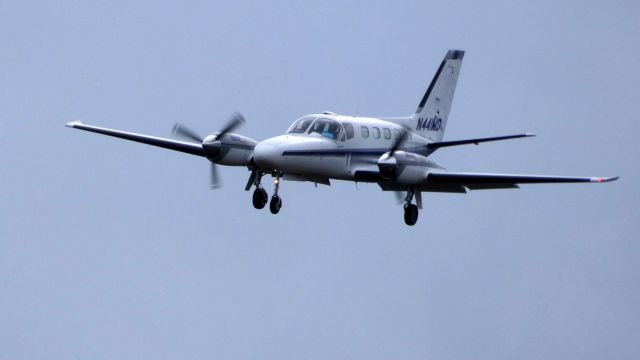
[66,121,205,157]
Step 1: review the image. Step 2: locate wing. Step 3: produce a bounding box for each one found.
[427,172,618,190]
[427,133,535,150]
[66,121,205,157]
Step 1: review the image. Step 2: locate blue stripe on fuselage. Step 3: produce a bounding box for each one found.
[281,147,427,157]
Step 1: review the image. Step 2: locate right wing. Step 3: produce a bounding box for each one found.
[66,121,205,157]
[427,172,618,190]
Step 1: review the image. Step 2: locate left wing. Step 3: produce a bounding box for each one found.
[427,172,618,190]
[66,121,205,157]
[426,133,534,150]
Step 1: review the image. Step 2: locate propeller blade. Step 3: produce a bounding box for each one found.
[172,123,204,143]
[210,163,222,189]
[394,191,405,205]
[389,129,409,155]
[216,112,246,139]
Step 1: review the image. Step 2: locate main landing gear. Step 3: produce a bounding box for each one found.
[251,170,282,214]
[403,189,422,226]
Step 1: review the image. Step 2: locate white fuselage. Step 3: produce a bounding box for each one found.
[245,113,437,184]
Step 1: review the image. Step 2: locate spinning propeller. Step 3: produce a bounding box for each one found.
[172,113,246,189]
[378,129,409,179]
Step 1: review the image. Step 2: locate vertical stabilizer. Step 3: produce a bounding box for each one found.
[410,50,464,142]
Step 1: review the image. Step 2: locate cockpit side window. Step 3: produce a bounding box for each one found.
[342,123,354,139]
[308,118,342,140]
[286,116,315,134]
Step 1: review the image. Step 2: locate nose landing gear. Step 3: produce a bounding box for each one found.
[249,169,282,214]
[269,175,282,214]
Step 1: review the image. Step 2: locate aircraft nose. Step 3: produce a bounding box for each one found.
[253,140,282,169]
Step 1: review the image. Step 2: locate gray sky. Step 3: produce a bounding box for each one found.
[1,1,638,359]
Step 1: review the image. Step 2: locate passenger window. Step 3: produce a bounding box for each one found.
[372,127,381,139]
[383,128,391,140]
[343,123,355,139]
[361,126,370,138]
[393,129,400,140]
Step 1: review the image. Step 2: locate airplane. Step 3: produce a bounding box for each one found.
[66,49,618,225]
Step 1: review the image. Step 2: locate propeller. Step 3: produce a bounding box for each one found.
[209,162,221,189]
[172,123,204,143]
[378,129,410,179]
[216,112,245,139]
[388,129,409,156]
[171,113,246,189]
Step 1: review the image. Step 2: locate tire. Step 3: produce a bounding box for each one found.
[252,188,268,209]
[403,204,419,226]
[269,195,282,214]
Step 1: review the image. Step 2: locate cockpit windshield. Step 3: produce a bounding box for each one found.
[308,118,342,140]
[286,116,315,134]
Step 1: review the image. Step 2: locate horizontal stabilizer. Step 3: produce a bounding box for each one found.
[66,121,205,157]
[427,133,535,150]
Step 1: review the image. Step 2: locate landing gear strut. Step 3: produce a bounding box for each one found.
[269,174,282,214]
[403,189,419,226]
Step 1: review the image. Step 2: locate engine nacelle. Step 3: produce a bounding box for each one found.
[203,133,257,166]
[377,153,399,179]
[377,151,432,185]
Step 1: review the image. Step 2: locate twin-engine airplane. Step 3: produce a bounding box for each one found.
[66,50,617,225]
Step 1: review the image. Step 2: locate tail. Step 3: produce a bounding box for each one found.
[410,50,464,142]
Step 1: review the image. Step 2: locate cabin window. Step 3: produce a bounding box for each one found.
[383,128,391,140]
[343,123,355,139]
[361,126,370,138]
[393,129,401,140]
[308,118,342,140]
[286,116,315,134]
[372,127,381,139]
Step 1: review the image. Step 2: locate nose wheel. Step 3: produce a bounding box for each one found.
[252,187,268,209]
[270,195,282,214]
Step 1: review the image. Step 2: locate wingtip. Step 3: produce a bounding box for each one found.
[592,176,619,183]
[65,120,83,128]
[446,49,465,60]
[524,133,536,137]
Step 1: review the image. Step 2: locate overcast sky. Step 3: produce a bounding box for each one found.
[1,1,638,359]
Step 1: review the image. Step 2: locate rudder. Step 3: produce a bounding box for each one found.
[410,50,464,142]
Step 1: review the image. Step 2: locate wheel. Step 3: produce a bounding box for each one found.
[403,204,419,226]
[252,188,268,209]
[269,195,282,214]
